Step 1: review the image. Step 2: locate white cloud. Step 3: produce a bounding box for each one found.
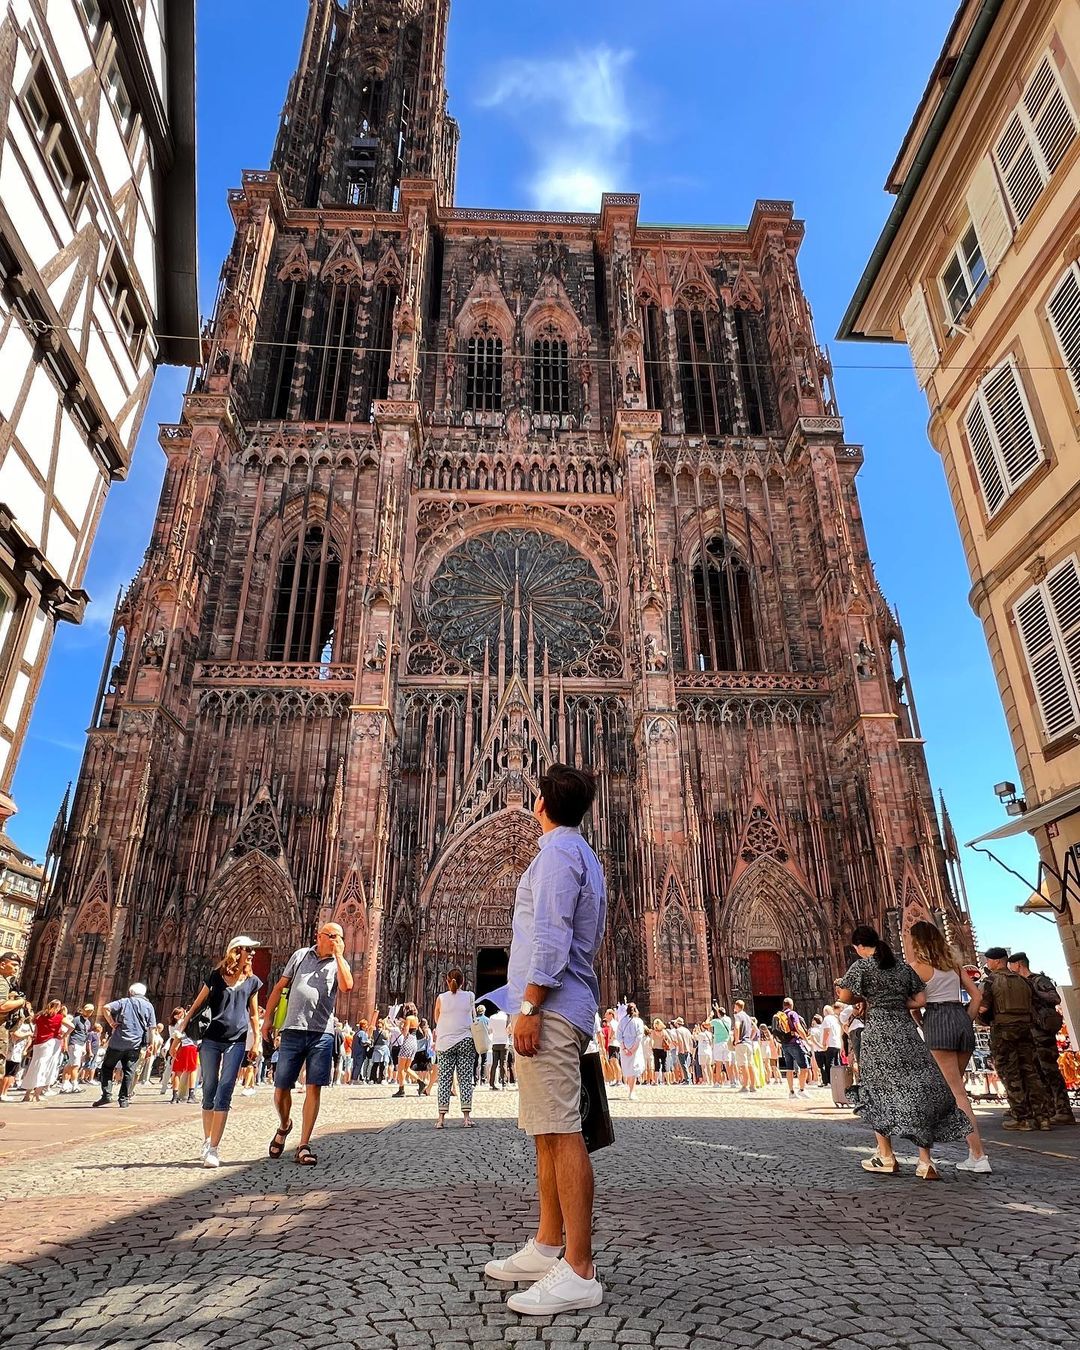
[478,46,636,210]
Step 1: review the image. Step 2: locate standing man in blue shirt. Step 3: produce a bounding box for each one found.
[485,764,607,1316]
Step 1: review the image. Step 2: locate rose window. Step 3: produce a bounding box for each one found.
[423,528,608,673]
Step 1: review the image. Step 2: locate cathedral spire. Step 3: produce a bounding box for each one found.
[272,0,458,211]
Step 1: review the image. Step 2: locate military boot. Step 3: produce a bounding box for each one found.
[1003,1118,1033,1130]
[1037,1117,1054,1130]
[1051,1112,1076,1126]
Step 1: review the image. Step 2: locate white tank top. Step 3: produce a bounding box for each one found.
[435,988,474,1052]
[924,967,962,1003]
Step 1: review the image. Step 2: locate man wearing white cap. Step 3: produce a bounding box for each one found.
[95,982,156,1108]
[176,936,263,1167]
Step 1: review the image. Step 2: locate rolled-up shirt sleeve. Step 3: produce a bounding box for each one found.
[526,843,581,990]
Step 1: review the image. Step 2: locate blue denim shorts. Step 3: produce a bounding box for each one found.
[275,1030,335,1089]
[781,1041,810,1072]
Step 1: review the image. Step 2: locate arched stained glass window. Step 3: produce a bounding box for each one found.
[532,337,570,414]
[268,527,341,662]
[691,536,759,671]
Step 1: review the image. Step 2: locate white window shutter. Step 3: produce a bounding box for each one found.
[965,156,1013,273]
[965,395,1007,514]
[996,111,1044,224]
[982,358,1043,488]
[1047,557,1080,704]
[901,285,938,388]
[1025,55,1078,175]
[1047,263,1080,406]
[1015,581,1080,739]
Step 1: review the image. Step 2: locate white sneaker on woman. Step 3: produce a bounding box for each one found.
[200,1137,212,1160]
[484,1238,561,1283]
[203,1147,220,1169]
[506,1258,603,1314]
[955,1152,992,1173]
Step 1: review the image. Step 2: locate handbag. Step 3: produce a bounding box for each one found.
[579,1049,614,1153]
[471,1002,492,1054]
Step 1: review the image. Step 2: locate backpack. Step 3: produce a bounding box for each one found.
[1030,974,1064,1035]
[773,1011,791,1038]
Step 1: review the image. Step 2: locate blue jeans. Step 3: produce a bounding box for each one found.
[275,1030,335,1089]
[199,1038,247,1112]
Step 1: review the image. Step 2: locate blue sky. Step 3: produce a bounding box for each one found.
[13,2,1068,978]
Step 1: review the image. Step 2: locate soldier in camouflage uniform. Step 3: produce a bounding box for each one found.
[980,947,1051,1131]
[1007,952,1075,1126]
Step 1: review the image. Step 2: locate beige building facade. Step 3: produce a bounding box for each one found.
[841,0,1080,986]
[0,830,41,955]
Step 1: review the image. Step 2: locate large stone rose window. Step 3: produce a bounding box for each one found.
[423,527,608,673]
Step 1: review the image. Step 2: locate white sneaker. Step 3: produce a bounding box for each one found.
[240,1088,256,1097]
[200,1137,212,1160]
[203,1147,220,1169]
[484,1238,562,1284]
[797,1090,809,1099]
[506,1258,603,1315]
[955,1153,992,1173]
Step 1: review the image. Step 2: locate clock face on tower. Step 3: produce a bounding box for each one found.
[422,527,608,673]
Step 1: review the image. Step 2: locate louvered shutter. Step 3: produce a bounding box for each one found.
[901,285,938,389]
[1047,263,1080,406]
[1047,558,1080,711]
[996,111,1044,224]
[1025,55,1078,175]
[965,396,1007,514]
[982,358,1042,487]
[965,156,1013,273]
[1015,579,1080,739]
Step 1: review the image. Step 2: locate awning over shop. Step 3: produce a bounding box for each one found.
[966,784,1080,847]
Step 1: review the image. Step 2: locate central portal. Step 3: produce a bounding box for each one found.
[476,946,509,1002]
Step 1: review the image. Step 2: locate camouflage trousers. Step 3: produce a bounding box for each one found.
[991,1023,1051,1123]
[1033,1033,1073,1119]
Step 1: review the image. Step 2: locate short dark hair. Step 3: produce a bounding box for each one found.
[538,763,596,827]
[1007,951,1028,965]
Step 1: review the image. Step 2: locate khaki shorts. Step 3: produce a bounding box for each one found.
[733,1041,754,1067]
[516,1011,589,1136]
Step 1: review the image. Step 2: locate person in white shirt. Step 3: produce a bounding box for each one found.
[488,1006,511,1089]
[820,1004,845,1086]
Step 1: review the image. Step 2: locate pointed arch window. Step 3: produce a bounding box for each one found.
[266,279,306,418]
[675,305,732,435]
[691,536,760,671]
[367,283,397,409]
[641,302,665,417]
[465,334,503,411]
[268,526,341,662]
[533,336,570,414]
[733,308,772,435]
[307,282,358,421]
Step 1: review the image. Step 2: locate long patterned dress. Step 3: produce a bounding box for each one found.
[837,957,971,1147]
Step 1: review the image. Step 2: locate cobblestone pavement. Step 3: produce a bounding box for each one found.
[0,1081,1078,1348]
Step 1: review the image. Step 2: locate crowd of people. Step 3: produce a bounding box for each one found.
[0,920,1074,1178]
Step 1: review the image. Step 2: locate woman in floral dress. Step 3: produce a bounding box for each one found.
[836,924,971,1180]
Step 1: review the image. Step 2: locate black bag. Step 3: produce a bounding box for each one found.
[579,1050,614,1153]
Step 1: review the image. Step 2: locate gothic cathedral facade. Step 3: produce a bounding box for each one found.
[29,0,973,1021]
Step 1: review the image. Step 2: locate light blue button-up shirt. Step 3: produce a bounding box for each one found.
[502,824,607,1037]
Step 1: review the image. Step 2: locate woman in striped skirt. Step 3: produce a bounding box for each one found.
[432,968,478,1129]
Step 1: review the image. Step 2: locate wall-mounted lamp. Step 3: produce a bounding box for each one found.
[994,781,1027,817]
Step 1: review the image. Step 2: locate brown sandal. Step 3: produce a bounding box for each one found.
[268,1122,292,1158]
[295,1144,317,1165]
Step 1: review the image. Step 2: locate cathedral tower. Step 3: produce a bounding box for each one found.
[28,4,972,1019]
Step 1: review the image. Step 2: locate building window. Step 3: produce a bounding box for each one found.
[103,48,135,139]
[101,250,147,357]
[734,308,771,434]
[994,54,1078,226]
[268,527,341,663]
[641,303,665,418]
[1015,556,1080,740]
[78,0,103,41]
[963,356,1044,515]
[23,65,88,216]
[940,223,989,325]
[691,536,759,671]
[465,335,503,412]
[307,283,357,421]
[532,337,570,415]
[1047,261,1080,408]
[367,284,396,410]
[675,308,732,436]
[266,280,306,418]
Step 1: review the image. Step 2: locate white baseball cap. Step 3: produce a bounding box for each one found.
[228,935,258,949]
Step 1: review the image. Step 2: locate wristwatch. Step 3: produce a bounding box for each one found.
[519,999,538,1016]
